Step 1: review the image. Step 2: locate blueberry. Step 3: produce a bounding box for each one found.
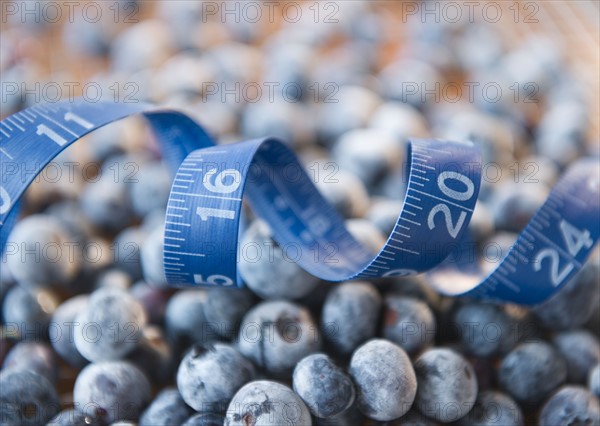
[2,341,57,383]
[177,343,255,412]
[141,225,168,288]
[237,300,320,377]
[498,342,566,403]
[314,169,370,219]
[74,287,147,362]
[387,409,441,426]
[129,280,171,325]
[127,325,174,384]
[452,302,516,357]
[321,282,381,357]
[165,289,211,351]
[590,364,600,398]
[368,102,429,142]
[539,386,600,426]
[332,129,401,187]
[130,161,171,217]
[80,171,134,232]
[238,220,320,300]
[74,361,151,424]
[49,294,89,367]
[293,354,355,418]
[553,330,600,384]
[366,198,403,236]
[533,260,600,331]
[182,412,226,426]
[457,391,523,426]
[95,268,132,290]
[5,214,80,286]
[383,295,436,355]
[113,226,147,281]
[379,59,444,110]
[139,388,193,426]
[47,409,100,426]
[226,380,312,426]
[203,287,256,340]
[489,181,548,233]
[349,339,417,421]
[0,369,60,426]
[2,286,58,340]
[413,348,478,422]
[345,219,386,255]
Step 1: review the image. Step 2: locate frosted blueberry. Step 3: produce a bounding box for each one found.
[293,354,355,418]
[226,381,312,426]
[349,339,417,421]
[74,287,147,362]
[533,260,600,330]
[130,161,171,217]
[95,268,132,290]
[345,219,386,255]
[539,386,600,426]
[313,402,364,426]
[413,348,478,422]
[590,364,600,398]
[314,168,370,219]
[2,286,58,340]
[165,289,211,352]
[489,181,548,233]
[139,388,193,426]
[237,300,320,377]
[80,171,134,232]
[322,282,381,356]
[239,220,320,300]
[113,226,147,281]
[457,391,523,426]
[141,225,168,288]
[49,294,89,367]
[129,280,170,325]
[553,330,600,384]
[498,342,566,403]
[366,198,403,236]
[453,302,517,357]
[379,59,444,110]
[74,361,151,424]
[383,295,436,355]
[332,129,402,187]
[369,102,429,142]
[203,287,256,340]
[0,369,60,426]
[182,412,226,426]
[5,214,80,286]
[177,343,255,412]
[2,341,57,383]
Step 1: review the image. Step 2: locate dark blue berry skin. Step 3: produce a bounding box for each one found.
[113,226,146,282]
[2,286,58,340]
[165,289,211,353]
[452,302,516,357]
[553,330,600,384]
[238,300,320,377]
[139,388,193,426]
[591,364,600,398]
[49,294,89,367]
[74,287,147,362]
[314,402,364,426]
[129,281,171,325]
[292,354,355,418]
[383,295,436,356]
[457,391,523,426]
[73,361,151,424]
[127,325,174,384]
[2,341,57,383]
[203,287,256,340]
[349,339,417,421]
[539,386,600,426]
[182,412,226,426]
[226,380,312,426]
[177,343,255,412]
[0,369,60,426]
[321,282,381,357]
[387,409,441,425]
[498,342,566,403]
[47,409,100,426]
[533,260,600,331]
[413,348,478,423]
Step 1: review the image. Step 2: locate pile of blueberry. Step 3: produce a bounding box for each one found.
[1,2,600,425]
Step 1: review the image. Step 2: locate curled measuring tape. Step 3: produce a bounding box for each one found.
[0,100,598,305]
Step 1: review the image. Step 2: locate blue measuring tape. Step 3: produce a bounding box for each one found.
[1,100,598,305]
